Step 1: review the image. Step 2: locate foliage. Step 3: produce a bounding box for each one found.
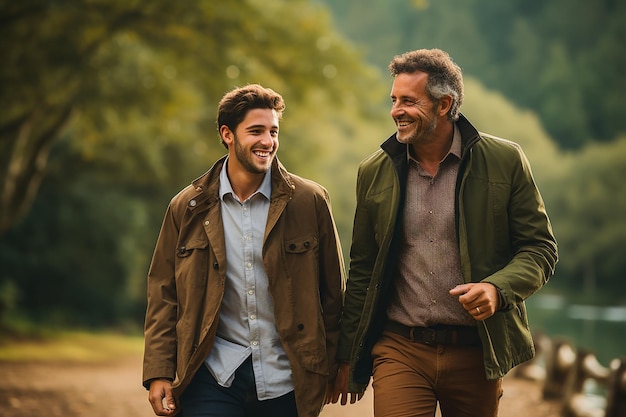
[0,0,389,326]
[2,0,625,329]
[541,137,626,293]
[0,140,148,326]
[314,0,626,298]
[463,79,626,296]
[461,78,562,185]
[0,0,387,234]
[0,330,144,362]
[316,0,626,150]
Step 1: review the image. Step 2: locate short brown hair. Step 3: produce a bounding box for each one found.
[217,84,285,147]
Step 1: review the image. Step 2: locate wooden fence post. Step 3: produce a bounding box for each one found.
[605,358,626,417]
[561,349,610,417]
[542,338,576,399]
[518,333,624,417]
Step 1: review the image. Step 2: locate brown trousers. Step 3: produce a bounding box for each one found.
[372,330,502,417]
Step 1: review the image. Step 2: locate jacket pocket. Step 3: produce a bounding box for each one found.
[285,235,319,254]
[176,237,208,258]
[175,237,209,288]
[284,235,320,280]
[284,235,320,296]
[299,349,329,376]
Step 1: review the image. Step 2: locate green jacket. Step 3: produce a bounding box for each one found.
[143,157,346,417]
[337,115,558,390]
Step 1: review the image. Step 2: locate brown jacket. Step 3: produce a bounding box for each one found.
[143,156,345,417]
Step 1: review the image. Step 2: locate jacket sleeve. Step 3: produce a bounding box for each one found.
[483,145,558,304]
[142,202,180,388]
[316,188,346,378]
[337,164,379,362]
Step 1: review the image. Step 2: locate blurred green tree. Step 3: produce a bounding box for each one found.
[543,138,626,295]
[464,79,626,297]
[0,0,386,235]
[317,0,626,149]
[0,0,390,326]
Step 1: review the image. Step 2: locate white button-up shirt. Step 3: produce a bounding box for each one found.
[204,158,294,399]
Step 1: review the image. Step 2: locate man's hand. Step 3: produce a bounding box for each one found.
[450,283,500,320]
[148,379,177,416]
[329,362,364,405]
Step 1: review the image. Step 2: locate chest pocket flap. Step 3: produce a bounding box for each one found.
[285,235,318,253]
[177,236,209,258]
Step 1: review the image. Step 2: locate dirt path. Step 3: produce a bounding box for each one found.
[0,354,561,417]
[1,355,150,417]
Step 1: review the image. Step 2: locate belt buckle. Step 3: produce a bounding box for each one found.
[411,327,437,345]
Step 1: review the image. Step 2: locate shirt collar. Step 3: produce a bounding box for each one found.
[219,157,272,202]
[450,123,462,159]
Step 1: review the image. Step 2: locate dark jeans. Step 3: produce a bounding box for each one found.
[180,357,298,417]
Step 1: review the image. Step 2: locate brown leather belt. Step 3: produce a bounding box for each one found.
[385,321,481,346]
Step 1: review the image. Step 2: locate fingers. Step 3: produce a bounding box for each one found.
[450,283,499,319]
[148,379,177,416]
[471,304,488,320]
[351,391,364,404]
[339,391,361,405]
[329,362,365,406]
[448,283,472,296]
[339,383,350,406]
[325,380,341,405]
[324,384,333,405]
[163,389,177,415]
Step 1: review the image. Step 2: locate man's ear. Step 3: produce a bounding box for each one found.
[220,125,234,146]
[438,95,453,117]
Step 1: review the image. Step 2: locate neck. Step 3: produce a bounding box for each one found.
[227,166,266,202]
[411,121,454,165]
[410,121,454,176]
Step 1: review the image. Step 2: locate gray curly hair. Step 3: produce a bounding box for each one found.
[388,49,464,121]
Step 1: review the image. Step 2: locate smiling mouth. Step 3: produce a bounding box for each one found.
[253,150,272,158]
[396,120,413,128]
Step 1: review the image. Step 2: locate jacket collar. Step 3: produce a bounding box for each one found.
[381,113,481,161]
[186,156,294,215]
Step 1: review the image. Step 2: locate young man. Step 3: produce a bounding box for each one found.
[143,84,345,417]
[332,49,558,416]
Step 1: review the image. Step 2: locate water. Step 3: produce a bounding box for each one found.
[526,293,626,366]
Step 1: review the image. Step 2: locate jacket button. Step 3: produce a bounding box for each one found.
[297,324,304,331]
[304,241,310,248]
[189,199,197,207]
[213,262,219,270]
[178,246,186,255]
[289,243,296,250]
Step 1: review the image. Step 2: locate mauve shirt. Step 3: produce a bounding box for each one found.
[386,125,476,328]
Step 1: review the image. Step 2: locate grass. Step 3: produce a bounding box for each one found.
[0,330,144,363]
